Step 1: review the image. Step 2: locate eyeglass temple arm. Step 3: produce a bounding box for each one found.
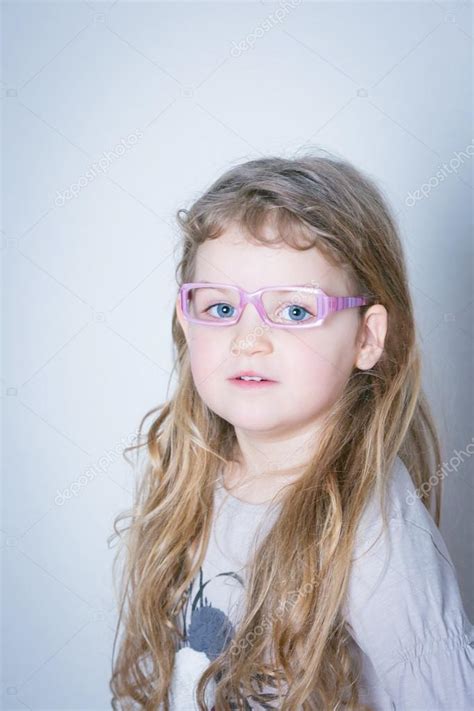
[329,296,369,309]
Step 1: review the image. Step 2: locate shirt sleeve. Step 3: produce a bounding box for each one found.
[342,514,474,710]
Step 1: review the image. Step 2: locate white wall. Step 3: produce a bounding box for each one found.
[2,0,472,707]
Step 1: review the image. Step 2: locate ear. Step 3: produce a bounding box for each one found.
[355,305,388,370]
[176,294,189,342]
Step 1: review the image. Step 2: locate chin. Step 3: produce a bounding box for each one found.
[226,414,285,432]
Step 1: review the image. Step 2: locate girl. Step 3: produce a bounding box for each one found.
[109,152,474,710]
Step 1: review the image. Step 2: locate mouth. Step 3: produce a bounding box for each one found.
[228,376,278,388]
[229,371,276,382]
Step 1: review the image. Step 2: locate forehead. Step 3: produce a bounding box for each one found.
[193,224,351,294]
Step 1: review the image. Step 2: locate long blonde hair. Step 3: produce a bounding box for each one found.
[109,150,443,710]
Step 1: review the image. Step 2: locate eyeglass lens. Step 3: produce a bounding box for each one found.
[185,286,320,326]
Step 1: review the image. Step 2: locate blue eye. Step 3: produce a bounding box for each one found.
[280,305,312,322]
[207,303,236,319]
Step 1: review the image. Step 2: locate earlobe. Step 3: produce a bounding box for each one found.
[355,305,388,370]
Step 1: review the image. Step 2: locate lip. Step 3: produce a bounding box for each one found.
[227,371,278,389]
[229,371,276,382]
[228,378,278,389]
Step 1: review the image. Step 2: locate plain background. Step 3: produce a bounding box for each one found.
[2,0,473,708]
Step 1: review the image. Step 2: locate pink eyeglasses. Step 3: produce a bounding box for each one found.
[179,282,372,329]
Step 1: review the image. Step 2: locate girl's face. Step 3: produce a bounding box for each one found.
[176,224,376,445]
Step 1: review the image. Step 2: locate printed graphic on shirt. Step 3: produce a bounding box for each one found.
[174,565,280,710]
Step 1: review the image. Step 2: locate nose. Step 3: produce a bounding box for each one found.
[237,300,266,327]
[231,302,273,356]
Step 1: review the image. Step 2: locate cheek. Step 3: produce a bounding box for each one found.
[285,334,354,404]
[188,333,229,391]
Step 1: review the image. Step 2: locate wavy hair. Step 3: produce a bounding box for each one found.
[109,150,443,710]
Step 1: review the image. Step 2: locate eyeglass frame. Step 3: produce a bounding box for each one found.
[178,282,373,329]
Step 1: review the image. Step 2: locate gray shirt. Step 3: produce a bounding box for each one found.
[169,456,474,710]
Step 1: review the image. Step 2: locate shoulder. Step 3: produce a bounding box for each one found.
[356,455,437,532]
[347,456,460,608]
[352,456,456,568]
[342,457,474,707]
[343,455,473,666]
